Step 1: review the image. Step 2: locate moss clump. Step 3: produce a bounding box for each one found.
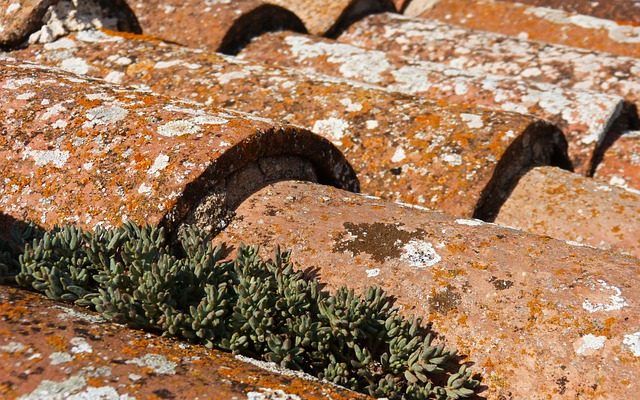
[1,222,481,399]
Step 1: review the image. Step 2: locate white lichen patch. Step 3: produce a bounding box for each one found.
[137,183,153,195]
[126,354,177,375]
[44,37,77,50]
[573,334,606,355]
[0,341,26,353]
[217,70,250,84]
[460,113,484,129]
[50,352,74,365]
[83,105,128,128]
[16,92,36,100]
[158,120,202,137]
[623,332,640,357]
[18,375,87,400]
[284,35,391,83]
[154,59,201,70]
[67,386,133,400]
[366,268,381,278]
[55,305,105,323]
[441,153,462,166]
[23,149,70,168]
[455,218,485,226]
[70,337,92,354]
[339,98,363,112]
[147,154,170,176]
[104,71,125,84]
[75,29,122,43]
[312,117,349,145]
[582,280,629,313]
[247,389,301,400]
[400,239,441,268]
[366,120,379,129]
[60,57,90,75]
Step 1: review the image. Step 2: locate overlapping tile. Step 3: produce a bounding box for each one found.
[0,0,140,47]
[338,13,640,110]
[267,0,395,36]
[495,166,640,257]
[500,0,640,24]
[119,0,307,54]
[240,31,637,174]
[0,59,356,235]
[0,285,364,399]
[8,30,571,219]
[215,180,640,400]
[408,0,640,58]
[594,131,640,192]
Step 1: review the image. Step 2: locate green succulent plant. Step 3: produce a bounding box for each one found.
[1,221,481,399]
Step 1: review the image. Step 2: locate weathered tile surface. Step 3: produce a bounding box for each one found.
[0,0,140,47]
[8,31,570,219]
[594,131,640,192]
[0,285,364,400]
[124,0,306,53]
[495,166,640,257]
[215,180,640,400]
[409,0,640,59]
[338,13,640,110]
[267,0,395,36]
[240,31,637,174]
[0,59,356,234]
[500,0,640,24]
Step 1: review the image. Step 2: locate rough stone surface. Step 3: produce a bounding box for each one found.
[0,59,356,234]
[8,30,570,219]
[495,166,640,258]
[0,285,364,399]
[500,0,640,25]
[594,131,640,192]
[267,0,395,36]
[124,0,306,54]
[410,0,640,59]
[0,0,139,48]
[215,180,640,400]
[338,12,640,110]
[240,31,636,174]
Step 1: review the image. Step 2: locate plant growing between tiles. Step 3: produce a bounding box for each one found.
[0,222,481,399]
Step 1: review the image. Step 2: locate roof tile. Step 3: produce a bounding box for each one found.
[338,12,640,110]
[0,59,356,234]
[409,0,640,58]
[500,0,640,24]
[594,131,640,192]
[240,30,637,174]
[0,285,364,399]
[215,180,640,400]
[495,166,640,257]
[9,30,569,219]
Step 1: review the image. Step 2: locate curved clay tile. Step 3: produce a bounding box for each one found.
[215,180,640,400]
[10,31,569,219]
[240,31,638,175]
[408,0,640,59]
[0,0,140,48]
[500,0,640,25]
[267,0,395,37]
[338,13,640,111]
[594,132,640,192]
[124,0,306,54]
[495,166,640,258]
[0,59,357,235]
[0,286,365,399]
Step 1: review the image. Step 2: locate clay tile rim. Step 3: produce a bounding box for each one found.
[325,0,396,38]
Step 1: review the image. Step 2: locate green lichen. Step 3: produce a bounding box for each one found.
[1,222,481,399]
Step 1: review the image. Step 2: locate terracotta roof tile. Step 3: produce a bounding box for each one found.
[215,180,640,400]
[594,131,640,192]
[9,30,569,219]
[500,0,640,25]
[0,285,365,399]
[0,59,356,234]
[408,0,640,58]
[495,166,640,257]
[240,30,637,174]
[123,0,306,54]
[338,12,640,110]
